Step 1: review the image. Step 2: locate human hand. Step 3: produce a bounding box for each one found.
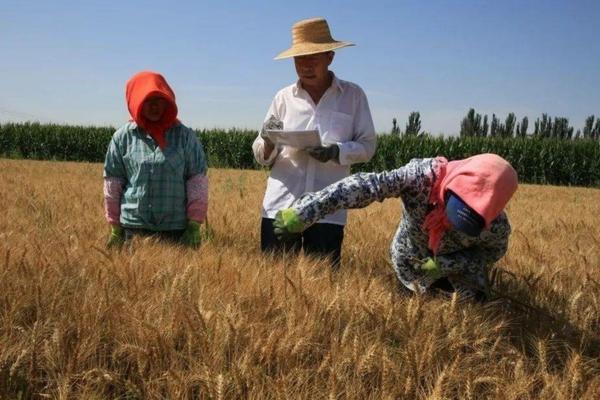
[106,225,125,248]
[182,220,202,249]
[260,115,283,147]
[420,257,442,279]
[306,144,339,163]
[273,208,304,241]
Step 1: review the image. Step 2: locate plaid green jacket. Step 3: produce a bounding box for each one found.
[104,122,207,231]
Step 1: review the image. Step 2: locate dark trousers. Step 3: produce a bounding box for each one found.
[123,228,185,244]
[260,218,344,268]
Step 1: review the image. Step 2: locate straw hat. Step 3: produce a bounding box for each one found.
[274,17,354,60]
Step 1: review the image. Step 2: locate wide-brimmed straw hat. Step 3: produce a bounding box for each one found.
[274,17,354,60]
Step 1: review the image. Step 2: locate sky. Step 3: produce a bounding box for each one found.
[1,0,599,135]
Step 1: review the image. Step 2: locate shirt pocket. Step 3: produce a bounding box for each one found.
[321,111,354,143]
[163,147,185,177]
[123,152,143,179]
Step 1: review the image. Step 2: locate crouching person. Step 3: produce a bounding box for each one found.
[273,154,518,301]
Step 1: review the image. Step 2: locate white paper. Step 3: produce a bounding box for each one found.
[265,129,321,149]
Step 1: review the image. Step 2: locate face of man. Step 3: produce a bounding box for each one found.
[142,96,168,122]
[294,51,334,88]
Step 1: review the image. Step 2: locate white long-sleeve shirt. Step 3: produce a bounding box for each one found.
[253,74,376,225]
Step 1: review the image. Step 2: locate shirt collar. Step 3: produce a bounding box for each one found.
[293,72,343,96]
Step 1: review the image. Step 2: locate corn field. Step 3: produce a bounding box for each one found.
[1,122,599,186]
[0,159,599,399]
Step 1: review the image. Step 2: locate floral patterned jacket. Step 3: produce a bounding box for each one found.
[288,158,511,294]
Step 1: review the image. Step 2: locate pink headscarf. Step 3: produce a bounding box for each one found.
[423,154,518,254]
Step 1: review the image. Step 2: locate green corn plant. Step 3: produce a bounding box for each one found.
[1,123,599,187]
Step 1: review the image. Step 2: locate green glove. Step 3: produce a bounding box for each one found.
[106,225,125,248]
[182,220,202,249]
[420,257,443,280]
[273,208,304,240]
[306,145,339,163]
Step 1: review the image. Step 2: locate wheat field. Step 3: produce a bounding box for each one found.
[0,158,598,399]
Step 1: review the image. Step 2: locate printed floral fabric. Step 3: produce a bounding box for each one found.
[289,158,511,295]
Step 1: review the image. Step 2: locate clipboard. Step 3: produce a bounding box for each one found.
[264,129,321,149]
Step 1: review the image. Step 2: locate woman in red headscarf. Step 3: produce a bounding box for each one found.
[273,154,518,301]
[103,71,208,248]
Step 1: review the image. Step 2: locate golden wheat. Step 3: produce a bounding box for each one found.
[0,158,599,399]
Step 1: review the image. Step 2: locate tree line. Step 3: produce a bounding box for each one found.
[391,110,600,140]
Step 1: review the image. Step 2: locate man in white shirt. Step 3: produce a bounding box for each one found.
[252,17,376,267]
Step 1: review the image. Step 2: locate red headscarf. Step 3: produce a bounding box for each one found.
[423,154,518,254]
[125,71,178,149]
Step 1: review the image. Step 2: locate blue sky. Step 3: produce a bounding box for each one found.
[1,0,599,135]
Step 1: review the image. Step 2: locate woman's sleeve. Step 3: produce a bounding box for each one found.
[184,128,208,178]
[291,164,418,229]
[103,135,127,225]
[184,128,209,222]
[103,177,126,225]
[103,137,127,178]
[186,174,208,223]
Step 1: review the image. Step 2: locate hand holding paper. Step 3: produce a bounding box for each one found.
[260,115,284,147]
[306,144,339,163]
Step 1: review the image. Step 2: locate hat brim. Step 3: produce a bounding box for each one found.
[274,41,355,60]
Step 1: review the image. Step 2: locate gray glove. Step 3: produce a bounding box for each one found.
[306,144,340,163]
[260,115,283,147]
